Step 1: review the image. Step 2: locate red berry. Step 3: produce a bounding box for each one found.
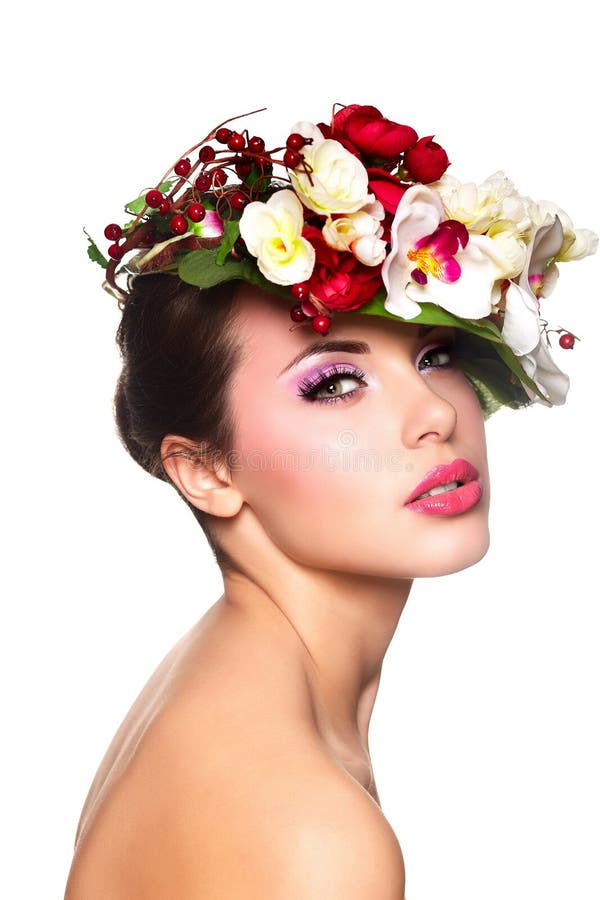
[229,190,248,210]
[284,148,302,169]
[291,282,310,301]
[108,243,125,260]
[235,159,253,178]
[158,199,171,215]
[174,157,191,177]
[145,189,163,208]
[290,305,306,323]
[104,223,122,241]
[216,127,232,144]
[312,315,331,335]
[199,145,216,162]
[248,136,265,153]
[212,168,227,187]
[187,202,206,222]
[228,132,246,151]
[195,173,211,191]
[559,332,575,349]
[170,214,188,235]
[286,133,306,150]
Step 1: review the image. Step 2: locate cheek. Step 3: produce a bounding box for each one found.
[232,398,404,562]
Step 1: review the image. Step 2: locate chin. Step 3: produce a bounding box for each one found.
[408,519,491,578]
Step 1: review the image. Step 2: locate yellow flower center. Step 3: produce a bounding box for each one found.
[407,247,442,279]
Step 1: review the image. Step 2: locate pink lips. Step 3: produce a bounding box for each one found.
[404,457,483,516]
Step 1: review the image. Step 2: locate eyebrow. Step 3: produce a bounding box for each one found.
[278,324,441,376]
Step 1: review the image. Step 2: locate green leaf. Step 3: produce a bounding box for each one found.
[177,248,290,299]
[358,289,505,343]
[216,219,241,265]
[125,196,147,216]
[83,227,108,269]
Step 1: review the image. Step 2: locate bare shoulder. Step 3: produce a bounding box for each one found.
[65,603,405,898]
[185,740,405,899]
[66,718,405,899]
[268,774,406,900]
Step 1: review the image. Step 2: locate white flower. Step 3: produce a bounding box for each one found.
[485,220,528,279]
[288,120,372,215]
[239,190,315,286]
[352,233,387,266]
[520,337,570,406]
[322,206,386,266]
[433,170,531,236]
[500,215,569,405]
[381,184,508,321]
[526,198,598,263]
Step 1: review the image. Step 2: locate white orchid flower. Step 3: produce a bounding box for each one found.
[501,215,569,405]
[381,184,510,320]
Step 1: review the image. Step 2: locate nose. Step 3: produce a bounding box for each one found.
[399,370,458,448]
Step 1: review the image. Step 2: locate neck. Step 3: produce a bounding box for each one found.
[216,508,412,758]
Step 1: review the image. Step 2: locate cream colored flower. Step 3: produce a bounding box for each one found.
[434,170,531,236]
[322,207,386,266]
[239,190,315,286]
[289,120,372,215]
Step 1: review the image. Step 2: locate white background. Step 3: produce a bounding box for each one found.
[2,2,598,898]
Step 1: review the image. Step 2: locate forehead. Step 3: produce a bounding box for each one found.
[233,284,442,372]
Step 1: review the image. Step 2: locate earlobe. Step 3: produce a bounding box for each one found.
[160,435,244,519]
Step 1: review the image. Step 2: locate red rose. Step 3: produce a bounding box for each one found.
[335,105,418,159]
[330,103,363,132]
[304,225,382,312]
[404,136,450,183]
[367,168,408,215]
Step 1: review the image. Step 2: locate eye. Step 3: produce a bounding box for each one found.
[297,364,368,404]
[417,342,457,371]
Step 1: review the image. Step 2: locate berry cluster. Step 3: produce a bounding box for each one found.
[102,109,316,310]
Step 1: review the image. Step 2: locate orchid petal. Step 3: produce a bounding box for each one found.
[439,257,461,283]
[404,240,495,319]
[501,282,541,356]
[519,336,570,406]
[381,185,445,317]
[529,215,564,275]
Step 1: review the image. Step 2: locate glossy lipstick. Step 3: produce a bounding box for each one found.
[404,458,483,516]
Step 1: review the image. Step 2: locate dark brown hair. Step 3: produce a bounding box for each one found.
[113,272,246,574]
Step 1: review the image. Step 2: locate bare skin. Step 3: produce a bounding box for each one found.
[64,285,490,898]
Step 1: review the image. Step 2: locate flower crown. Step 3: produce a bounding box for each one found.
[87,102,598,419]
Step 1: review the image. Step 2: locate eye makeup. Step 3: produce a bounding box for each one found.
[292,326,459,406]
[296,362,368,404]
[415,333,458,371]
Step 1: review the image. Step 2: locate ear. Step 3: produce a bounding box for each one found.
[160,434,244,519]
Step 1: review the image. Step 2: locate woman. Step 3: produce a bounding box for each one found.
[65,103,596,899]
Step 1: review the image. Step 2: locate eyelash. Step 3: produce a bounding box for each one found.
[297,344,457,405]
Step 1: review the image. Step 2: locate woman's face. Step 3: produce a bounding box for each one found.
[226,285,490,578]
